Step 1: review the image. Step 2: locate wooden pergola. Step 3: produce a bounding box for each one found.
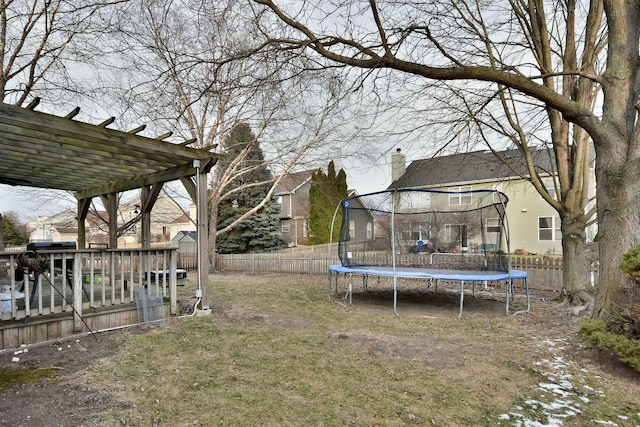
[0,101,219,301]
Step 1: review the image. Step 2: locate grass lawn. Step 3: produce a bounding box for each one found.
[73,271,640,426]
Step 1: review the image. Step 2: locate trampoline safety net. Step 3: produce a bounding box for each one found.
[335,188,512,272]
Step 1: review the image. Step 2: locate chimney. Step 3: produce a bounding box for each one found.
[391,148,406,182]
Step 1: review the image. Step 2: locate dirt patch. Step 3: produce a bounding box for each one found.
[0,326,154,427]
[214,305,312,328]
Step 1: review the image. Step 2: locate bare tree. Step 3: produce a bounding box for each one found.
[100,1,346,269]
[0,0,127,108]
[251,0,639,318]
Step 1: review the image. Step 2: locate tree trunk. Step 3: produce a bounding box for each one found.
[208,201,219,271]
[560,213,595,306]
[592,154,640,318]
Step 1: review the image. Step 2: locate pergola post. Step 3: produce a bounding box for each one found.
[197,167,210,309]
[76,198,91,249]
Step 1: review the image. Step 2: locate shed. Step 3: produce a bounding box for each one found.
[172,231,198,254]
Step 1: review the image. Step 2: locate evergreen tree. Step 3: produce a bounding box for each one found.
[1,212,27,246]
[308,161,348,245]
[215,123,281,254]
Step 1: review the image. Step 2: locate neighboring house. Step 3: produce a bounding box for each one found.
[274,169,374,247]
[388,148,596,255]
[118,195,186,244]
[27,209,109,247]
[273,170,318,247]
[168,203,197,239]
[27,194,189,247]
[341,190,376,244]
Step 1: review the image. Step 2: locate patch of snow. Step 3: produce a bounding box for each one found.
[500,337,635,426]
[591,420,618,426]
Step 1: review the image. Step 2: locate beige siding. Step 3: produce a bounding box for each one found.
[433,180,563,255]
[501,180,562,255]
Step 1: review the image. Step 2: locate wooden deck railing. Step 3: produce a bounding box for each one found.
[0,248,180,331]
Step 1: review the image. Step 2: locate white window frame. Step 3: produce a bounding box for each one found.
[366,221,372,239]
[449,186,472,206]
[492,183,503,203]
[444,223,464,243]
[349,220,356,240]
[538,216,561,241]
[485,218,501,234]
[399,191,431,209]
[281,220,290,233]
[541,177,557,201]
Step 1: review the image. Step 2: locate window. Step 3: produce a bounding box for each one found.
[449,186,472,205]
[444,224,463,243]
[398,191,431,209]
[538,216,561,241]
[366,221,373,239]
[302,220,307,237]
[349,220,356,240]
[486,218,501,234]
[541,178,557,200]
[281,220,290,233]
[492,183,503,203]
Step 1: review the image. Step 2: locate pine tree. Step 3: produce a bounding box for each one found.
[1,213,27,246]
[215,123,281,254]
[308,161,348,245]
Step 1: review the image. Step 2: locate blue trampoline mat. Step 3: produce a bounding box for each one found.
[328,264,528,282]
[328,264,529,317]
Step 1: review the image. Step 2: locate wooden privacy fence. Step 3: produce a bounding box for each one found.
[215,248,580,296]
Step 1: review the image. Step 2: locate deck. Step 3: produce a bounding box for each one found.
[0,248,184,350]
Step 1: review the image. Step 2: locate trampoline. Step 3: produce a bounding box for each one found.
[327,188,529,317]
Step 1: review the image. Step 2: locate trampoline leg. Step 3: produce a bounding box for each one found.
[506,279,511,315]
[327,271,332,301]
[459,280,465,318]
[393,276,398,316]
[348,273,353,305]
[525,277,530,312]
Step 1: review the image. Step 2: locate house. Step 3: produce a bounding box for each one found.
[274,169,375,247]
[168,203,197,239]
[340,190,376,246]
[118,195,187,244]
[273,170,318,247]
[27,194,189,247]
[27,209,109,246]
[388,148,596,255]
